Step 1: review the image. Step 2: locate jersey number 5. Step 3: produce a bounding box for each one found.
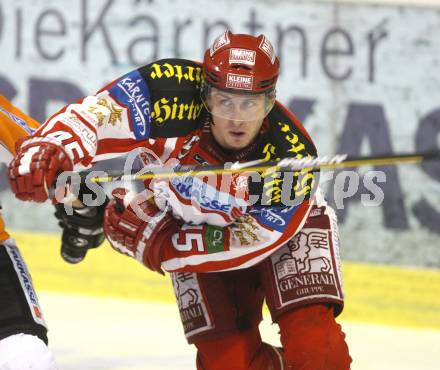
[172,225,205,253]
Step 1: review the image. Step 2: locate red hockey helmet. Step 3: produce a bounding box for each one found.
[201,31,280,121]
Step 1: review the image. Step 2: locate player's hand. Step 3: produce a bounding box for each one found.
[151,173,249,227]
[8,137,73,202]
[103,188,180,273]
[55,201,108,264]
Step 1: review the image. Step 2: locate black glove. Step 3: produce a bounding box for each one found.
[54,200,108,264]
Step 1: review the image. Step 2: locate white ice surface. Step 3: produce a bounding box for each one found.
[38,292,440,370]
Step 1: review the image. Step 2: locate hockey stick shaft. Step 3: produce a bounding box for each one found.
[79,150,439,184]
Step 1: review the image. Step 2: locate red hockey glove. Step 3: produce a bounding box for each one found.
[8,137,74,202]
[104,188,181,273]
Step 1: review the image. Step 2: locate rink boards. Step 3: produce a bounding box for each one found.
[13,230,440,330]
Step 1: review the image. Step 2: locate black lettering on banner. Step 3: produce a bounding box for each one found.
[29,78,85,122]
[287,98,316,123]
[321,27,354,81]
[0,3,3,43]
[35,9,66,60]
[415,108,440,184]
[413,108,440,234]
[243,9,264,36]
[15,7,22,59]
[127,15,159,66]
[203,20,232,51]
[367,20,388,83]
[330,103,409,230]
[0,76,18,100]
[81,0,116,63]
[277,25,308,78]
[173,18,192,58]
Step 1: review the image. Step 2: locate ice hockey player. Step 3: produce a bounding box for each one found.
[8,31,352,369]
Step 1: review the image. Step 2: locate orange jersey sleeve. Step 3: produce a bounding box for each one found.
[0,95,40,241]
[0,95,40,160]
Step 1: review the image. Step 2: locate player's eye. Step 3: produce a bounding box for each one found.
[219,98,233,109]
[242,100,258,110]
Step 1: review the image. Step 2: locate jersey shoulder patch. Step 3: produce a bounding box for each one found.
[139,58,207,138]
[107,69,152,140]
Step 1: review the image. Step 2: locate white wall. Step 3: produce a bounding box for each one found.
[315,0,440,7]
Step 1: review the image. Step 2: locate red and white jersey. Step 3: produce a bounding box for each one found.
[142,123,317,272]
[33,59,320,272]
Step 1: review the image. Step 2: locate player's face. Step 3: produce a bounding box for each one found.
[209,90,266,151]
